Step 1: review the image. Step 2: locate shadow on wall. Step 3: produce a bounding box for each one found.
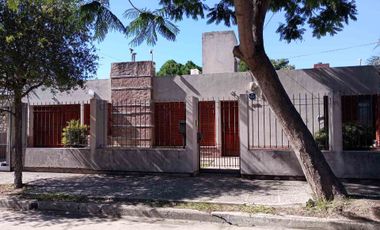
[303,66,380,94]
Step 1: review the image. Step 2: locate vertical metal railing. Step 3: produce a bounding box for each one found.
[248,93,329,150]
[31,102,89,147]
[108,100,186,148]
[199,98,240,171]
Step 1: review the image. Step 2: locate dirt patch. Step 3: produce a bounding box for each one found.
[0,184,23,196]
[275,198,380,223]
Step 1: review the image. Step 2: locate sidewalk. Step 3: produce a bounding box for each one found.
[1,172,312,206]
[1,172,379,205]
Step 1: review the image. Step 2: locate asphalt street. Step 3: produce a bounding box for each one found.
[0,209,296,230]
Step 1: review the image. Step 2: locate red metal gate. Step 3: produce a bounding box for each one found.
[221,101,240,157]
[199,101,216,146]
[199,100,240,171]
[33,105,81,147]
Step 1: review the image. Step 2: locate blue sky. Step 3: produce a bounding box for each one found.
[95,0,380,79]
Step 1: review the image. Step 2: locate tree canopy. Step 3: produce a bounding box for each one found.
[89,0,356,46]
[0,0,97,98]
[367,56,380,66]
[0,0,98,188]
[157,60,202,76]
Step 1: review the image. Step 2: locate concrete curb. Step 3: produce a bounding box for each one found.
[0,198,379,229]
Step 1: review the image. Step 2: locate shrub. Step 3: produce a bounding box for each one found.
[342,122,373,150]
[314,123,374,150]
[61,120,88,147]
[314,127,328,150]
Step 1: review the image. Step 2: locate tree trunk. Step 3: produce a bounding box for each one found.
[13,94,23,188]
[233,0,347,200]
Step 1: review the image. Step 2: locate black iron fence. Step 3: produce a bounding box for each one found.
[341,94,379,150]
[31,102,90,147]
[248,93,329,150]
[198,99,240,171]
[108,100,186,148]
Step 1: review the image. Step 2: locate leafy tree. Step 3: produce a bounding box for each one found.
[157,59,201,76]
[239,59,295,72]
[0,0,97,188]
[157,60,183,76]
[367,56,380,66]
[84,0,357,200]
[181,61,202,75]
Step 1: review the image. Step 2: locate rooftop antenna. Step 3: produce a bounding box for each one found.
[129,48,135,62]
[132,52,137,62]
[150,49,154,62]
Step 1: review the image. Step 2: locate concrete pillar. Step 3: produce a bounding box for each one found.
[90,98,108,151]
[22,103,27,151]
[202,31,238,74]
[329,93,343,152]
[8,103,27,170]
[80,102,85,125]
[239,94,249,174]
[186,96,199,175]
[110,61,155,147]
[2,110,13,171]
[215,100,222,147]
[27,105,34,147]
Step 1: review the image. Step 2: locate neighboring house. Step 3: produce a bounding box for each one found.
[1,31,379,179]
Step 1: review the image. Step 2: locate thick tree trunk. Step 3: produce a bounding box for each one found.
[13,94,23,188]
[234,0,347,200]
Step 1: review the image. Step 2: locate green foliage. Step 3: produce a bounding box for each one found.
[82,0,357,46]
[239,59,295,72]
[367,56,380,66]
[157,59,202,76]
[61,120,89,147]
[314,123,374,150]
[80,0,126,41]
[0,0,98,98]
[342,122,373,150]
[314,127,329,150]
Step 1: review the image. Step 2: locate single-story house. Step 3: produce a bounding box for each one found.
[0,31,379,179]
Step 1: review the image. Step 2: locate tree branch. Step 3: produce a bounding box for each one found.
[233,0,269,63]
[21,81,45,98]
[0,107,15,116]
[128,0,143,14]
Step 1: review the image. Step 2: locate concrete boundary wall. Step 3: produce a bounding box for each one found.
[24,147,195,174]
[241,149,380,179]
[23,147,380,179]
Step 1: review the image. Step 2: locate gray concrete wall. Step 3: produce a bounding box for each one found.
[202,31,238,74]
[241,149,380,179]
[153,69,334,101]
[24,147,195,173]
[24,147,380,179]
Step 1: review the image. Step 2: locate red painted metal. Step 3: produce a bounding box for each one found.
[221,101,240,157]
[198,101,216,146]
[154,102,185,147]
[33,105,81,147]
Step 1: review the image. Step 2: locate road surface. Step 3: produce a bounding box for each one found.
[0,209,294,230]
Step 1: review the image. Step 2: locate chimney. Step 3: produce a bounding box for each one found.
[190,69,201,75]
[314,62,330,68]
